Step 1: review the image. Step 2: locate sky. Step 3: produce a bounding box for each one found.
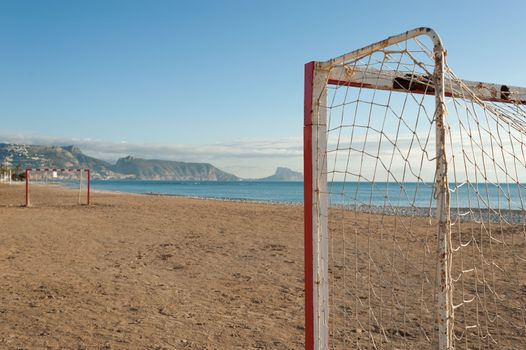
[1,0,526,178]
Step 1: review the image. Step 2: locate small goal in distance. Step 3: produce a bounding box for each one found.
[25,168,91,207]
[304,27,526,349]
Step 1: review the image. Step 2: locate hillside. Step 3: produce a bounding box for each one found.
[0,144,239,181]
[0,143,120,179]
[113,156,239,181]
[258,167,303,181]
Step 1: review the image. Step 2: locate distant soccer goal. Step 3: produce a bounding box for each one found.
[25,168,91,207]
[304,27,526,349]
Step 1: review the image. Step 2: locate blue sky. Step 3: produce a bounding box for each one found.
[1,0,526,177]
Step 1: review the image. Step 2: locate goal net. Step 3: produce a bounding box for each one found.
[25,168,91,207]
[304,27,526,349]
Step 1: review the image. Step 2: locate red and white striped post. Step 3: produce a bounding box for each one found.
[304,61,315,350]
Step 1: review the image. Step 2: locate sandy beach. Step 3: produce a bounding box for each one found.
[1,184,525,349]
[0,184,305,349]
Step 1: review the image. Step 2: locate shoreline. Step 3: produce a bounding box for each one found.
[1,182,302,208]
[9,182,526,224]
[93,187,526,224]
[89,188,304,207]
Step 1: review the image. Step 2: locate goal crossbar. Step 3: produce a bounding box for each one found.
[319,27,442,68]
[326,66,526,105]
[315,27,526,105]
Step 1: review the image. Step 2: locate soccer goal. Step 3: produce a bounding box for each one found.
[25,168,91,207]
[304,27,526,350]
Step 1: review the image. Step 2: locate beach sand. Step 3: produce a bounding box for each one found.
[1,184,525,349]
[0,184,305,349]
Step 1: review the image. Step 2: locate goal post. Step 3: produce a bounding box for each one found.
[304,27,526,350]
[25,168,91,207]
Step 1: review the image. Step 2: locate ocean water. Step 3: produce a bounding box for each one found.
[91,180,303,203]
[89,180,526,210]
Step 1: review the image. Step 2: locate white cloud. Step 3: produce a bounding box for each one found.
[3,121,522,183]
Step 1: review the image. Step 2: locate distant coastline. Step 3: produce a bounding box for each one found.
[0,143,303,182]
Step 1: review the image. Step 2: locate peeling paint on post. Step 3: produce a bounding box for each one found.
[432,37,453,350]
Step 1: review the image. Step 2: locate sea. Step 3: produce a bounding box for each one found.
[89,180,526,210]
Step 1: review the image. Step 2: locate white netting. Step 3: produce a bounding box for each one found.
[27,169,90,207]
[445,70,526,349]
[314,32,526,349]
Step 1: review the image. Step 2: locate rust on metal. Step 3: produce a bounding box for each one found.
[433,39,454,350]
[393,74,435,93]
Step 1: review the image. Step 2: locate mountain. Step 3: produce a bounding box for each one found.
[113,156,239,181]
[258,167,303,181]
[0,143,120,179]
[0,144,239,181]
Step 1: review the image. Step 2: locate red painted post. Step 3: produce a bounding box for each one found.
[304,61,315,350]
[25,169,29,207]
[87,169,91,205]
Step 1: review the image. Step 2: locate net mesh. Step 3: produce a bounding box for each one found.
[317,34,526,349]
[27,169,90,207]
[446,70,526,349]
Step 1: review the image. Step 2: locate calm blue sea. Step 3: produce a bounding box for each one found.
[89,180,526,210]
[91,180,303,203]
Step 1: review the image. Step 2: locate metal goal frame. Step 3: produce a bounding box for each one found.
[303,27,526,350]
[25,168,91,207]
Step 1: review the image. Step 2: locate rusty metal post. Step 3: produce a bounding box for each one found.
[433,39,453,349]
